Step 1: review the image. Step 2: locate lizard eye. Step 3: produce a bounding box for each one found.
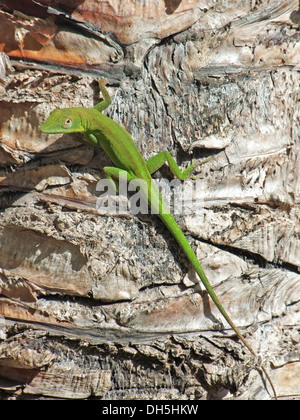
[63,118,72,128]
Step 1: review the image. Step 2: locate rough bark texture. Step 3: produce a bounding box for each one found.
[0,0,299,400]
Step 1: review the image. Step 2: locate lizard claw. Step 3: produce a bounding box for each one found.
[193,156,212,169]
[99,77,108,88]
[188,156,213,179]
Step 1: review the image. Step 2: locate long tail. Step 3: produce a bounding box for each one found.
[159,211,277,399]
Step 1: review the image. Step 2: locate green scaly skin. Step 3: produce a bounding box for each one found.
[40,78,277,399]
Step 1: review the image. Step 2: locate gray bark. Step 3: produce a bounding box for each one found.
[0,0,299,399]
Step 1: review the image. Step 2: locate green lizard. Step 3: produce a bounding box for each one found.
[40,77,277,399]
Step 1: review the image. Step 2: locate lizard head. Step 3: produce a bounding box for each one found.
[40,108,85,134]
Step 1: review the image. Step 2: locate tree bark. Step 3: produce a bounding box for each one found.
[0,0,299,400]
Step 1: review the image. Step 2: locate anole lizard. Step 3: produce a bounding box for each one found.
[40,78,277,399]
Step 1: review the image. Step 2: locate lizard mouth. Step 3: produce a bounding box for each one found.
[39,121,55,134]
